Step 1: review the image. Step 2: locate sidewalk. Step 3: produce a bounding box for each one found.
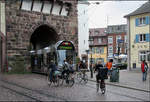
[87,70,150,92]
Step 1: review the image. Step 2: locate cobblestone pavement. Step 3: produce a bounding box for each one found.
[0,73,149,101]
[87,69,150,92]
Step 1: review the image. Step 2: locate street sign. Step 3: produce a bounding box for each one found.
[117,39,124,43]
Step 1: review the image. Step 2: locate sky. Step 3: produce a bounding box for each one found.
[87,0,148,28]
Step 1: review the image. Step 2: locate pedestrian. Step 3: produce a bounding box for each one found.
[79,61,87,69]
[106,59,113,76]
[141,60,149,81]
[48,60,57,81]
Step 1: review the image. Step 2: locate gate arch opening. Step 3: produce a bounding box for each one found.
[30,25,58,50]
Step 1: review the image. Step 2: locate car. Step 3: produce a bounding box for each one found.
[112,63,127,70]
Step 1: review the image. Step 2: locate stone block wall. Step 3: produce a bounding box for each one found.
[5,0,78,69]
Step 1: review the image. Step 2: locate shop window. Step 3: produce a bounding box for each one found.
[139,51,150,61]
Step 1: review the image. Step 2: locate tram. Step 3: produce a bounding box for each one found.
[30,40,76,74]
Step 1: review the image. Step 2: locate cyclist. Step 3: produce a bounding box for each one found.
[94,60,108,91]
[69,60,75,74]
[62,60,70,78]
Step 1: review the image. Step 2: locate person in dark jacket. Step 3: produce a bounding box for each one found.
[94,61,105,83]
[79,61,87,69]
[48,60,57,81]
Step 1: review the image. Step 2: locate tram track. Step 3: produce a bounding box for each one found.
[84,81,148,101]
[0,85,39,101]
[0,79,68,101]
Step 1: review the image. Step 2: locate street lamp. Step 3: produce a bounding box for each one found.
[85,49,90,70]
[88,39,93,78]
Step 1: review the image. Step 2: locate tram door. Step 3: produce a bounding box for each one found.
[47,52,57,65]
[56,41,76,68]
[66,50,74,63]
[31,54,42,72]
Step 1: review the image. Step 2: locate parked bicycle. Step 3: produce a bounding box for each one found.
[76,69,88,84]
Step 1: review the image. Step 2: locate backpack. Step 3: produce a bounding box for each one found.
[63,63,68,70]
[144,65,148,72]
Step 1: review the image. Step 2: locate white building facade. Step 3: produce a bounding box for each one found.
[77,0,89,60]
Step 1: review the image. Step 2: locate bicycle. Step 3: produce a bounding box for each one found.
[96,79,105,94]
[76,69,88,84]
[60,69,75,87]
[96,67,108,94]
[47,69,61,87]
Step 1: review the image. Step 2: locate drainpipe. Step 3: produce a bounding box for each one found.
[127,17,131,71]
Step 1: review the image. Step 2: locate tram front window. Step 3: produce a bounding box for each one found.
[57,50,74,68]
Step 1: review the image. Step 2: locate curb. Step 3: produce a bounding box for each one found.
[88,79,150,93]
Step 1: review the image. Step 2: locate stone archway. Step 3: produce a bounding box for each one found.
[30,24,58,50]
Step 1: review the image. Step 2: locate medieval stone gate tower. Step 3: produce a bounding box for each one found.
[5,0,78,71]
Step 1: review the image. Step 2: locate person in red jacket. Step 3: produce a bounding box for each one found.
[141,60,148,81]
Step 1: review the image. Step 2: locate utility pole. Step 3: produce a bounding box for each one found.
[118,42,120,63]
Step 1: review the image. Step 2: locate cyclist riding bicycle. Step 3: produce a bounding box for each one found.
[62,60,70,78]
[94,60,108,92]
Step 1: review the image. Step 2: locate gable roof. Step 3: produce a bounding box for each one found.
[124,2,150,17]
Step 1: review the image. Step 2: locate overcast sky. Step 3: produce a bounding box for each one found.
[88,1,148,28]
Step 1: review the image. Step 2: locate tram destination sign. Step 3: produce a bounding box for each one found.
[57,41,75,50]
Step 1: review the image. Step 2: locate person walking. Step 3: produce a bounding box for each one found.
[141,60,148,81]
[106,59,113,76]
[48,60,57,81]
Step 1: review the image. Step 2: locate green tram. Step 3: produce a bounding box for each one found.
[30,40,76,74]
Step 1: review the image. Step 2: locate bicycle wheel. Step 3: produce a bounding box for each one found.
[76,73,82,83]
[67,77,75,87]
[82,74,88,84]
[101,88,105,94]
[55,75,60,87]
[47,73,53,86]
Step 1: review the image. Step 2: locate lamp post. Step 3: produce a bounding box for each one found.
[88,39,93,78]
[85,49,90,70]
[118,42,120,63]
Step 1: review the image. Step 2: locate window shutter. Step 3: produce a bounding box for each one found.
[146,16,150,25]
[146,34,150,42]
[135,34,139,43]
[135,18,139,26]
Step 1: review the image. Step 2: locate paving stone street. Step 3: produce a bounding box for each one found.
[0,70,149,101]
